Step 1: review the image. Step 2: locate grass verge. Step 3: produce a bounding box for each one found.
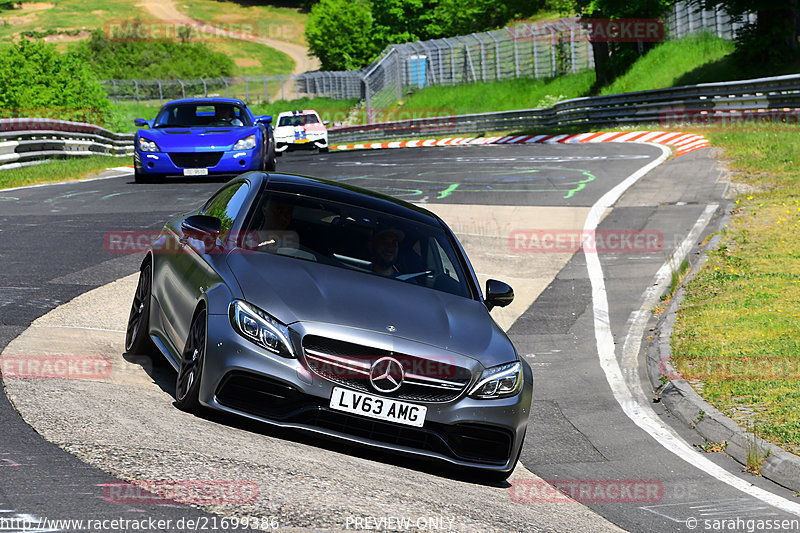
[671,123,800,456]
[0,156,123,190]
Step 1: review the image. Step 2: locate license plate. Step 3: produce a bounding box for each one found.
[329,387,426,427]
[183,168,208,176]
[294,139,310,144]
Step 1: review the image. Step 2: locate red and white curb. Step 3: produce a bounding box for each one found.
[331,131,710,157]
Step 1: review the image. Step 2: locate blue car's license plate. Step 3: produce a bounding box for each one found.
[183,168,209,176]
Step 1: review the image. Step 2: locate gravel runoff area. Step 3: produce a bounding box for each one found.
[1,269,624,532]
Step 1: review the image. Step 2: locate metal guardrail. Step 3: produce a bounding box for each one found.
[0,118,134,170]
[1,73,797,170]
[328,73,800,143]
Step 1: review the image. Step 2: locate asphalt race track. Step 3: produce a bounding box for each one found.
[2,144,800,532]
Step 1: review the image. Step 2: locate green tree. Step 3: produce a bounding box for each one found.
[699,0,799,73]
[0,39,108,122]
[574,0,674,88]
[305,0,378,70]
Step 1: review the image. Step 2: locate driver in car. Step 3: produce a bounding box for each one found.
[368,228,404,277]
[214,105,243,126]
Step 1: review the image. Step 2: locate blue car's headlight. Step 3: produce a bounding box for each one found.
[230,300,294,358]
[233,135,256,150]
[469,362,523,399]
[138,137,160,153]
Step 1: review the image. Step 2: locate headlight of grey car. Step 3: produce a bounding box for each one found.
[230,300,294,358]
[469,362,523,399]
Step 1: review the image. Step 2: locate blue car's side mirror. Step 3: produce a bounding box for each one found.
[256,115,272,125]
[134,118,150,128]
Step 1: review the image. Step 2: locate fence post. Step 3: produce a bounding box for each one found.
[222,77,229,97]
[261,76,269,103]
[134,79,140,104]
[395,48,403,99]
[533,38,539,78]
[570,26,576,74]
[471,34,486,82]
[178,79,185,99]
[280,76,285,100]
[111,80,118,104]
[550,30,556,77]
[487,32,500,81]
[158,80,163,104]
[200,77,207,97]
[513,33,520,78]
[363,75,372,125]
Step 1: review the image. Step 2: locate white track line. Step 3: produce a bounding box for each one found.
[584,144,800,516]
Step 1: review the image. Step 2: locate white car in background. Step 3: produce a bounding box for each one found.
[274,110,329,154]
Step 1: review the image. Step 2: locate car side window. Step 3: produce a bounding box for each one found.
[202,182,250,235]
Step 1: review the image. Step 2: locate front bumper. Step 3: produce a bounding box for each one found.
[134,148,261,176]
[275,136,328,152]
[199,313,532,472]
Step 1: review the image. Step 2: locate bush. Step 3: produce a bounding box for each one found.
[0,39,108,123]
[73,29,235,80]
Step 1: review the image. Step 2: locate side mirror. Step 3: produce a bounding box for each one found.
[256,115,273,124]
[181,215,221,239]
[134,118,150,128]
[485,279,514,311]
[323,120,330,126]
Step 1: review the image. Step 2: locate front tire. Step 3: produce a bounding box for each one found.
[175,308,207,413]
[125,262,156,355]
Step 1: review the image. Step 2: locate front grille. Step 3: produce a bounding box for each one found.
[302,336,472,403]
[168,152,223,168]
[215,370,512,465]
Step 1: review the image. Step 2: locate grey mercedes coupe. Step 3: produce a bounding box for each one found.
[125,171,532,480]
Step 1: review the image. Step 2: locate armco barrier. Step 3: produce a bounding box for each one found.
[1,73,798,170]
[328,73,800,143]
[0,118,134,170]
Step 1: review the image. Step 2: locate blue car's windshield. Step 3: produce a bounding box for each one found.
[154,103,251,128]
[245,193,472,298]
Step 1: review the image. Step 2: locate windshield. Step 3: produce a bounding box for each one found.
[154,103,251,128]
[245,192,472,298]
[278,113,319,127]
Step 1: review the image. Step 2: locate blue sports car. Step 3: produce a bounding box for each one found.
[133,98,276,183]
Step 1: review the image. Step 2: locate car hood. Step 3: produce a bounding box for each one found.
[226,252,515,367]
[139,127,258,151]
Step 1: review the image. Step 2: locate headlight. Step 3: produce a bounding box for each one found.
[230,300,294,358]
[469,362,523,399]
[233,135,256,150]
[138,137,160,152]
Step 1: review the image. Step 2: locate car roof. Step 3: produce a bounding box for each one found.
[277,110,319,117]
[162,98,247,106]
[259,173,441,226]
